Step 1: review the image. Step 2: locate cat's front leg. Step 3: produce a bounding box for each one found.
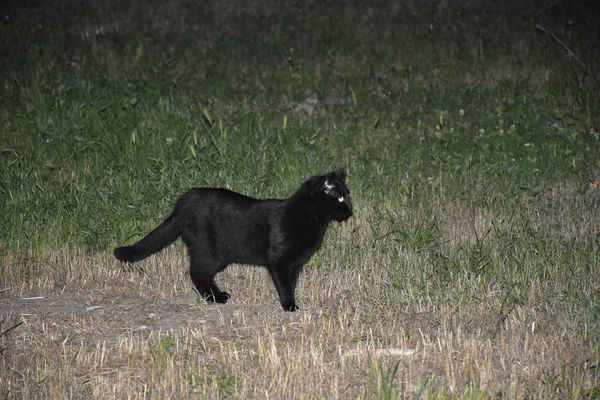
[268,264,300,311]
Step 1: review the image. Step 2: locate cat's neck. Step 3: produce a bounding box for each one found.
[286,187,332,227]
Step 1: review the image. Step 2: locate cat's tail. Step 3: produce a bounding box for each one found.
[114,213,180,263]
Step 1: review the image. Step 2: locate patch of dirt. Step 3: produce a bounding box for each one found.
[0,291,226,333]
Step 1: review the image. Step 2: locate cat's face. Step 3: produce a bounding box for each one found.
[319,169,353,222]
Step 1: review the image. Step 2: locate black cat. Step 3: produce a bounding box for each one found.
[114,169,353,311]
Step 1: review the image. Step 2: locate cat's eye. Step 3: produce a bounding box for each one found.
[338,196,344,203]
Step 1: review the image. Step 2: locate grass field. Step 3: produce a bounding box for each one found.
[1,0,600,398]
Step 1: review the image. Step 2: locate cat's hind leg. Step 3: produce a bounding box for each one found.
[190,266,230,303]
[188,249,230,304]
[207,278,230,303]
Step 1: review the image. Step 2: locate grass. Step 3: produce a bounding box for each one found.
[1,0,600,398]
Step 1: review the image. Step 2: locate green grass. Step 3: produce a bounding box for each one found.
[1,0,597,256]
[1,0,600,398]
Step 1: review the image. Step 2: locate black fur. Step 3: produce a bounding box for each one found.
[114,169,353,311]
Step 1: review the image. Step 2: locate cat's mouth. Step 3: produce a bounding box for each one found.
[333,206,353,222]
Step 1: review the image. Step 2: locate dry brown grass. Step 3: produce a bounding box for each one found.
[1,183,599,399]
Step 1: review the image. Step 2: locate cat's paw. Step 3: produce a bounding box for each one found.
[214,291,231,304]
[282,302,299,312]
[205,291,230,304]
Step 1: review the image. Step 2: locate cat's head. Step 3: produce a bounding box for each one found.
[307,169,353,222]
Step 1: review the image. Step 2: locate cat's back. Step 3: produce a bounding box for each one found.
[176,187,281,215]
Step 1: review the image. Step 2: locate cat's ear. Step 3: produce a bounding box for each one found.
[331,168,347,182]
[322,168,346,194]
[307,169,346,195]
